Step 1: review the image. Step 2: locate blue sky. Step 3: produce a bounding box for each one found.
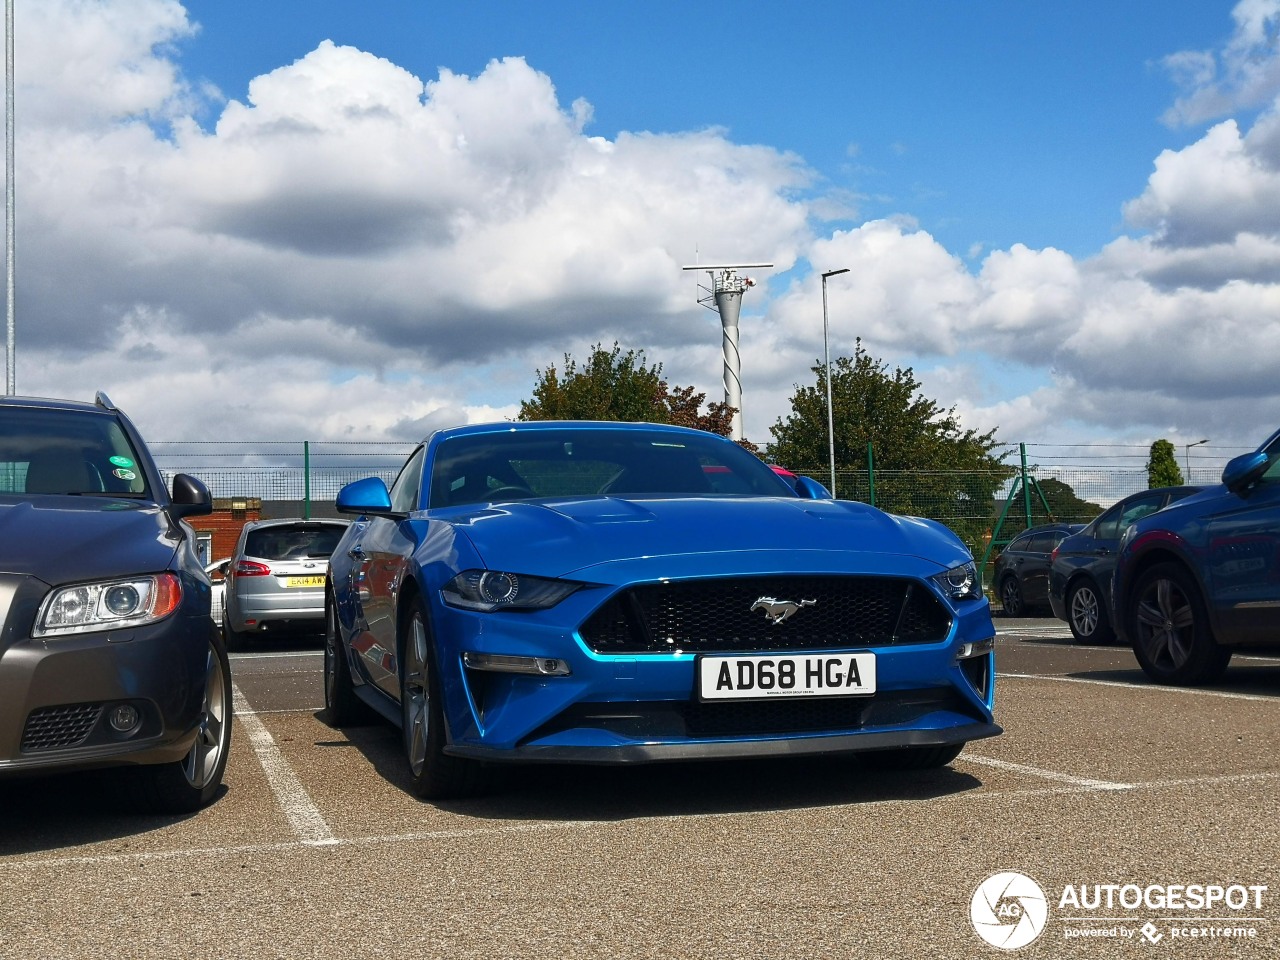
[11,1,1280,468]
[177,1,1231,258]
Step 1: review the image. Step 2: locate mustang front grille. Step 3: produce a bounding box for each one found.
[579,575,953,654]
[21,703,103,752]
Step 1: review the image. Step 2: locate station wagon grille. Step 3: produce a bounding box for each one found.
[579,575,952,654]
[21,703,103,752]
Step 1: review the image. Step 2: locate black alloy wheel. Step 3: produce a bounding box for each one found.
[1000,576,1025,617]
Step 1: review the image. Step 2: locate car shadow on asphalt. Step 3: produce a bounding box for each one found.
[1061,663,1280,698]
[323,716,986,822]
[0,771,228,857]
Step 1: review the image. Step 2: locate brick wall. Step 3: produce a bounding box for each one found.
[187,498,262,562]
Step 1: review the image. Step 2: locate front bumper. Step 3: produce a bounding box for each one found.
[419,579,1000,763]
[0,604,211,776]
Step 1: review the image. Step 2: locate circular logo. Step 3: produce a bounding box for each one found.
[970,871,1049,950]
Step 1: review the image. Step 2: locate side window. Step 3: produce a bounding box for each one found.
[389,446,425,514]
[1008,534,1033,553]
[1025,534,1052,554]
[1118,495,1163,534]
[1094,505,1123,540]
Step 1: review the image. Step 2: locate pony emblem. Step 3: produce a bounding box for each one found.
[750,597,817,625]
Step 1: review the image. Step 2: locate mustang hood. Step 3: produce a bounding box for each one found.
[0,498,180,585]
[445,496,972,581]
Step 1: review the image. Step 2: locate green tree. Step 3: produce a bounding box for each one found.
[519,342,744,442]
[1146,439,1184,488]
[1025,478,1104,525]
[768,340,1012,546]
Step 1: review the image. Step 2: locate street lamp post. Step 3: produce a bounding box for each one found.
[1184,438,1209,479]
[821,268,849,496]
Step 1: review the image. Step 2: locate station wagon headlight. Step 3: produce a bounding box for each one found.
[442,570,580,612]
[35,573,183,637]
[931,561,981,601]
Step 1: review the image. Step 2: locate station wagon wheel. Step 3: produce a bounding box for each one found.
[399,599,479,799]
[1128,562,1231,685]
[999,577,1024,617]
[126,629,233,813]
[1067,580,1113,645]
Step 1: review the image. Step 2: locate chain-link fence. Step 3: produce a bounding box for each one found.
[152,439,1237,590]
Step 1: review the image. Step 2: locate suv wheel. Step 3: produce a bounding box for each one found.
[1128,562,1231,685]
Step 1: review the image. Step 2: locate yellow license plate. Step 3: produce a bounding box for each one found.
[285,575,326,588]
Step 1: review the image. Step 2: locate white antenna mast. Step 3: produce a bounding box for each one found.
[681,262,773,441]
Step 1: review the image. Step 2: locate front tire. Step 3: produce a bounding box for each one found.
[400,600,479,799]
[1067,580,1114,645]
[125,629,233,813]
[1128,562,1231,685]
[999,577,1025,617]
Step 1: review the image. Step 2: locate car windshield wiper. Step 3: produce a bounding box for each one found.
[62,491,152,499]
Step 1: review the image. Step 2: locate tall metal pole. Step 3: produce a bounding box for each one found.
[4,0,13,395]
[1183,438,1208,478]
[821,268,849,496]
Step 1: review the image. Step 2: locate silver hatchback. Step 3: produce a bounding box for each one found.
[223,518,349,646]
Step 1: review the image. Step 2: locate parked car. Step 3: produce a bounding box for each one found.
[1114,429,1280,685]
[992,523,1082,616]
[326,420,1000,799]
[0,392,231,812]
[1048,487,1201,644]
[223,518,349,646]
[206,558,230,630]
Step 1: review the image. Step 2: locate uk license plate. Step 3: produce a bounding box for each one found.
[284,575,326,588]
[698,652,876,700]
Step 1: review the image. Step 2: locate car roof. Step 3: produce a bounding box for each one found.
[1012,522,1079,537]
[421,420,722,444]
[0,393,115,414]
[243,517,350,530]
[1113,485,1202,503]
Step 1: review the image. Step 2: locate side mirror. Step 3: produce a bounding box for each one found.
[1223,451,1270,494]
[793,476,833,500]
[170,473,212,518]
[336,476,400,517]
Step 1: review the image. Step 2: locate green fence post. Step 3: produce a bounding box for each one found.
[866,442,876,507]
[303,441,311,520]
[1020,442,1031,528]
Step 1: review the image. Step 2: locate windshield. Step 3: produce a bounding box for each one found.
[429,428,795,507]
[243,523,346,561]
[0,408,149,498]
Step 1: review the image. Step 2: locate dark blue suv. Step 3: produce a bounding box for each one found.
[1114,428,1280,685]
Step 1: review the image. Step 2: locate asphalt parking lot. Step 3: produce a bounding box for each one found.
[2,619,1279,959]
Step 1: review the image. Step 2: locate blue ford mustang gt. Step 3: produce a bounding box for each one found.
[326,420,1000,798]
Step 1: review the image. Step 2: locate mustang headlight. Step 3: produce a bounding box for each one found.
[931,561,982,602]
[35,573,183,637]
[442,570,579,612]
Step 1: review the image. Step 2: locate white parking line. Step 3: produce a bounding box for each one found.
[231,683,338,846]
[964,754,1132,790]
[998,672,1280,702]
